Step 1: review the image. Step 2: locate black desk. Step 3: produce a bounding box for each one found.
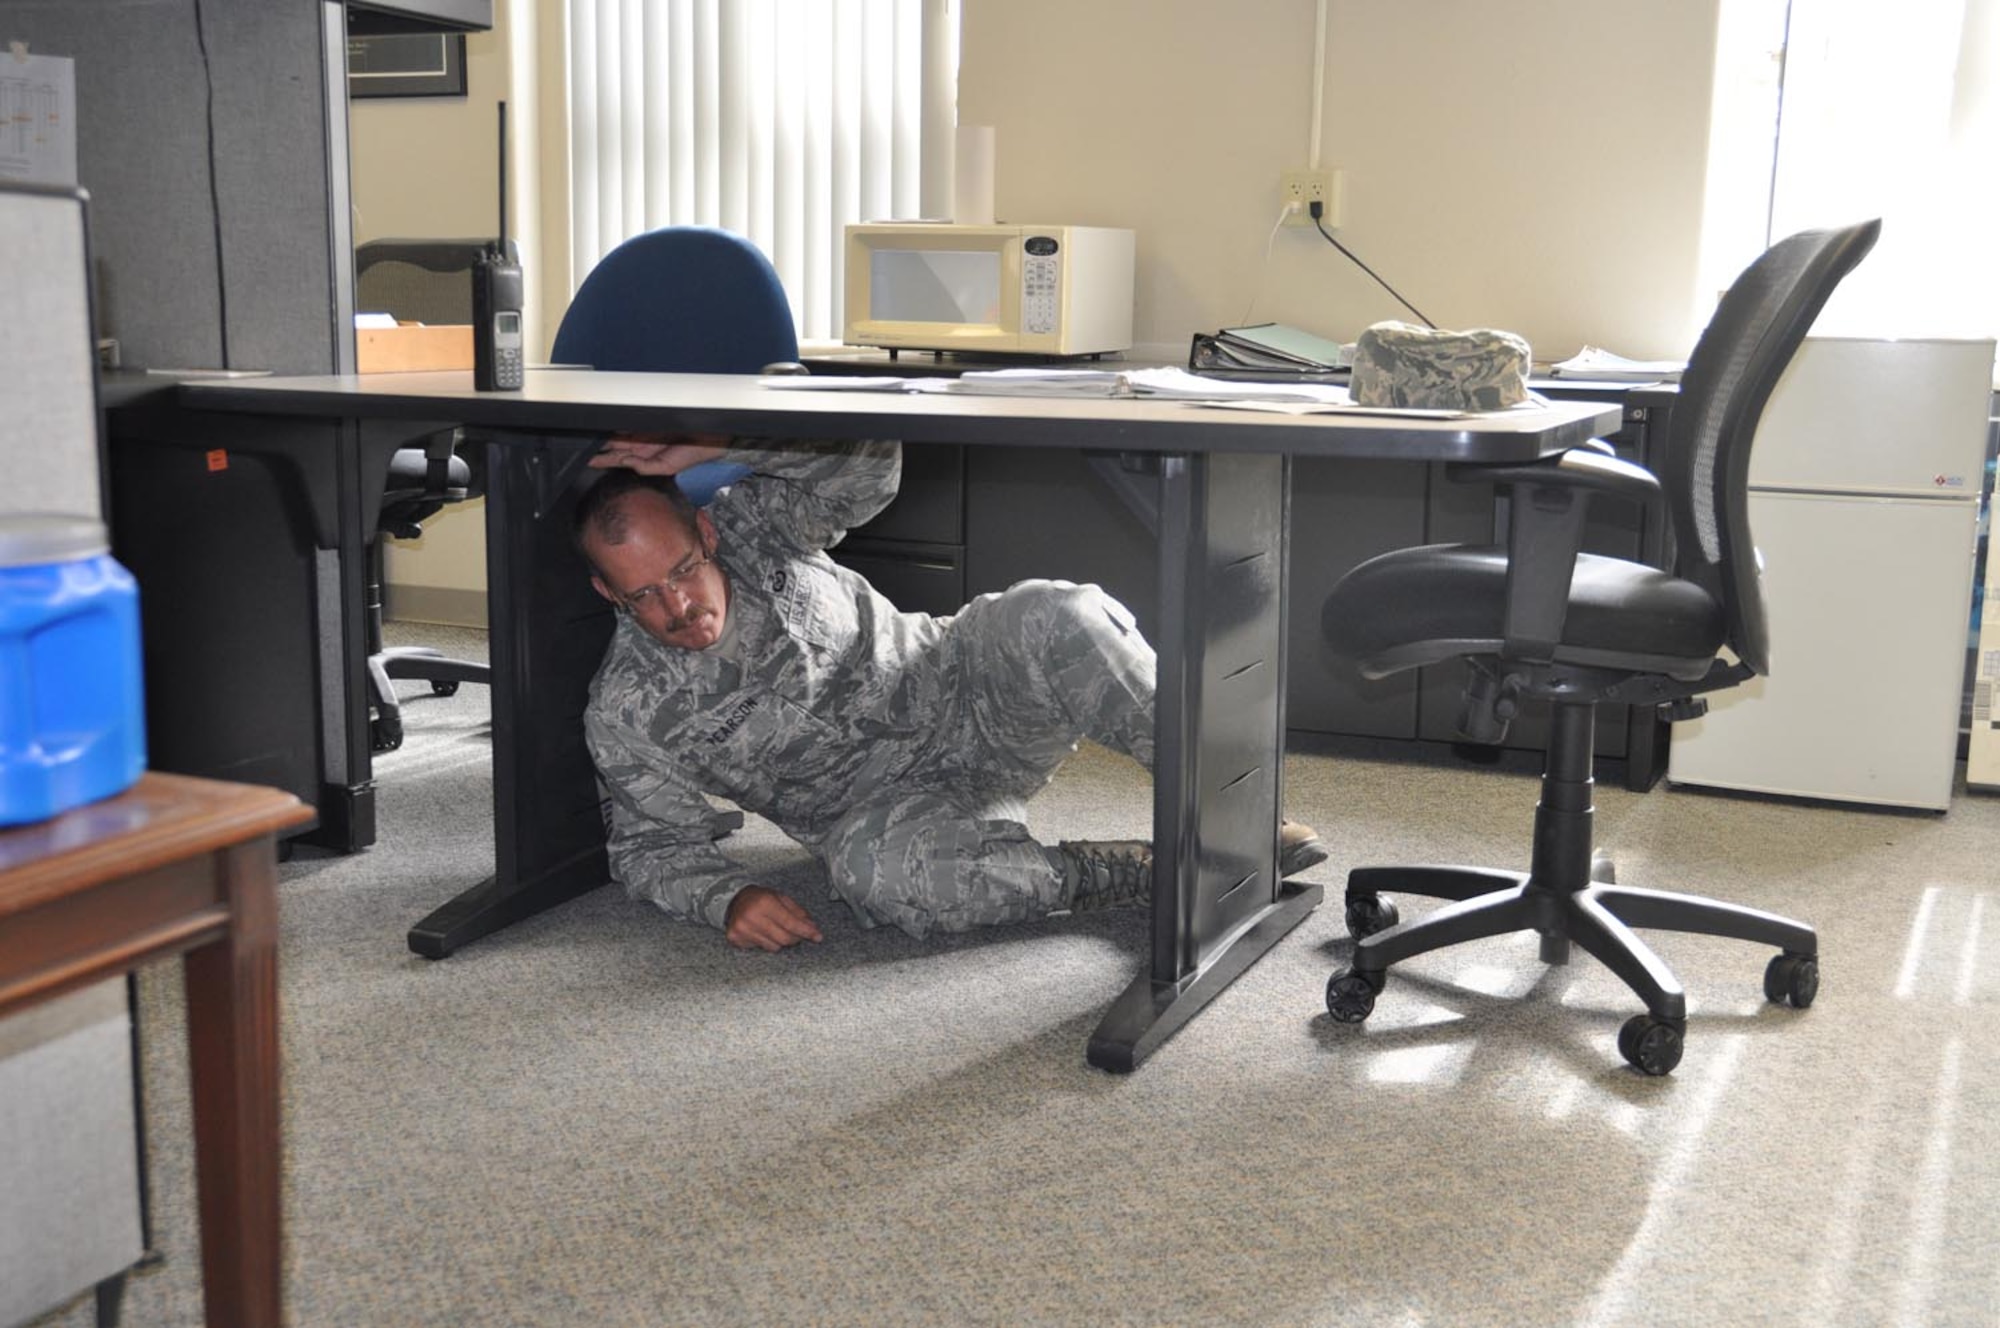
[105,373,380,853]
[803,356,1682,790]
[180,369,1618,1070]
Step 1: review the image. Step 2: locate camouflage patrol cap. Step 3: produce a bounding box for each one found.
[1350,322,1531,412]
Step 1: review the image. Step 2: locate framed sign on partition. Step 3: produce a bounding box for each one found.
[347,33,466,99]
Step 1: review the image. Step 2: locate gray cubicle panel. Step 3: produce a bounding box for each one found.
[5,0,356,377]
[10,1,381,848]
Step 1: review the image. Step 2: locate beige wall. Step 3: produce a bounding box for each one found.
[369,0,1727,614]
[958,0,1721,363]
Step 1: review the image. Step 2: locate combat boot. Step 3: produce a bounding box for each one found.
[1280,818,1328,877]
[1049,839,1153,912]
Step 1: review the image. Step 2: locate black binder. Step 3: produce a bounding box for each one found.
[1188,324,1350,382]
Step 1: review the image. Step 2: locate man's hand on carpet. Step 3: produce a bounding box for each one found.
[724,886,823,951]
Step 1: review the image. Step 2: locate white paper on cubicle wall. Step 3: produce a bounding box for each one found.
[0,48,78,186]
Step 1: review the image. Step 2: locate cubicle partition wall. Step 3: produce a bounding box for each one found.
[5,0,391,847]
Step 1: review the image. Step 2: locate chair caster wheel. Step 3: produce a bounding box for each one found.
[1617,1014,1683,1076]
[1590,848,1617,884]
[371,717,403,752]
[1764,952,1819,1008]
[1344,893,1400,940]
[430,680,460,697]
[1326,969,1381,1023]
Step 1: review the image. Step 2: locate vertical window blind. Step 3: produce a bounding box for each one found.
[567,0,956,342]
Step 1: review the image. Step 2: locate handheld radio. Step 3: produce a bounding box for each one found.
[472,100,524,391]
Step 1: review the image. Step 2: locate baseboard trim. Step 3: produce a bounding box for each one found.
[384,585,488,629]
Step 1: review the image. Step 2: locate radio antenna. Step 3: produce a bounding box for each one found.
[494,100,509,260]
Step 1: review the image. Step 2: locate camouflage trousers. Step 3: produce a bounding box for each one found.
[818,580,1154,938]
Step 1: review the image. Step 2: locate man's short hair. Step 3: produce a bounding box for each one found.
[571,467,699,566]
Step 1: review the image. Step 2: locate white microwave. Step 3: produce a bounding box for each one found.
[843,223,1136,357]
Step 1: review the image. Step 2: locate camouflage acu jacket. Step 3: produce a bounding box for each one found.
[583,439,948,930]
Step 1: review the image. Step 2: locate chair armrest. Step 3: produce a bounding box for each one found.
[419,429,459,497]
[1446,446,1662,511]
[1447,448,1665,664]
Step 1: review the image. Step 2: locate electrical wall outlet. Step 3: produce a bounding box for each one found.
[1280,168,1343,227]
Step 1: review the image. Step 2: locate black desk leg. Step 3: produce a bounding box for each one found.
[408,438,614,957]
[1088,450,1322,1071]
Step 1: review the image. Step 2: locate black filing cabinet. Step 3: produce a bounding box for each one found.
[963,446,1158,631]
[834,441,968,615]
[1282,456,1428,738]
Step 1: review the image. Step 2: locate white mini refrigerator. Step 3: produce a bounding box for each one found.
[1668,337,1996,811]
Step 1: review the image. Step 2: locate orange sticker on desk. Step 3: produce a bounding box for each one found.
[206,449,228,472]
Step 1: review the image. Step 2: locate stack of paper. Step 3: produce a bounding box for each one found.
[758,374,913,391]
[937,367,1354,402]
[1123,367,1349,403]
[1548,346,1686,382]
[935,368,1133,397]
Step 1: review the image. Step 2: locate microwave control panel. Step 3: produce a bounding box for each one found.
[1021,234,1061,335]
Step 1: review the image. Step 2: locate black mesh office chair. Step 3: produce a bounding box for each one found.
[354,238,507,751]
[1319,219,1881,1075]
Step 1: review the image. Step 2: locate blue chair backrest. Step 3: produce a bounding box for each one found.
[553,226,798,505]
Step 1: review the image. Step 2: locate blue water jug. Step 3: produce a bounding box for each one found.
[0,514,146,825]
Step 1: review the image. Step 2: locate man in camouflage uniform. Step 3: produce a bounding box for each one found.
[578,433,1325,951]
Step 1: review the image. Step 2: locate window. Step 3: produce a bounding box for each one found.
[566,0,958,342]
[1703,0,2000,342]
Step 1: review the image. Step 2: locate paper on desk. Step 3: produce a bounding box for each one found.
[930,366,1362,403]
[754,365,1479,411]
[1124,367,1352,402]
[932,368,1132,397]
[1549,346,1685,382]
[757,374,916,391]
[1195,398,1471,419]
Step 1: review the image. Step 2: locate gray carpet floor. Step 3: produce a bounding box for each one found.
[35,623,2000,1326]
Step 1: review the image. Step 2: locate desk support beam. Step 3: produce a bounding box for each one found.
[1088,450,1322,1071]
[408,436,613,957]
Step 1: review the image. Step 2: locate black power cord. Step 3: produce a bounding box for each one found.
[192,0,229,368]
[1309,200,1436,329]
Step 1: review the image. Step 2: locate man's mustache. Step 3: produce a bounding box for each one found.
[663,604,713,635]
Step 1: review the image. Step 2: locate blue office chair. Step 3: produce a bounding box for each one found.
[1319,219,1881,1075]
[552,226,800,504]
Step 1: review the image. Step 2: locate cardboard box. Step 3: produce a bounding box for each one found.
[356,324,473,374]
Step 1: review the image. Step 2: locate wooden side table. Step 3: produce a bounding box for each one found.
[0,772,310,1328]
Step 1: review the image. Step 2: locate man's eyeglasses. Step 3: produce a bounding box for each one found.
[614,551,713,615]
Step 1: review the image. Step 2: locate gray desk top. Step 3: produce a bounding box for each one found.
[180,368,1621,463]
